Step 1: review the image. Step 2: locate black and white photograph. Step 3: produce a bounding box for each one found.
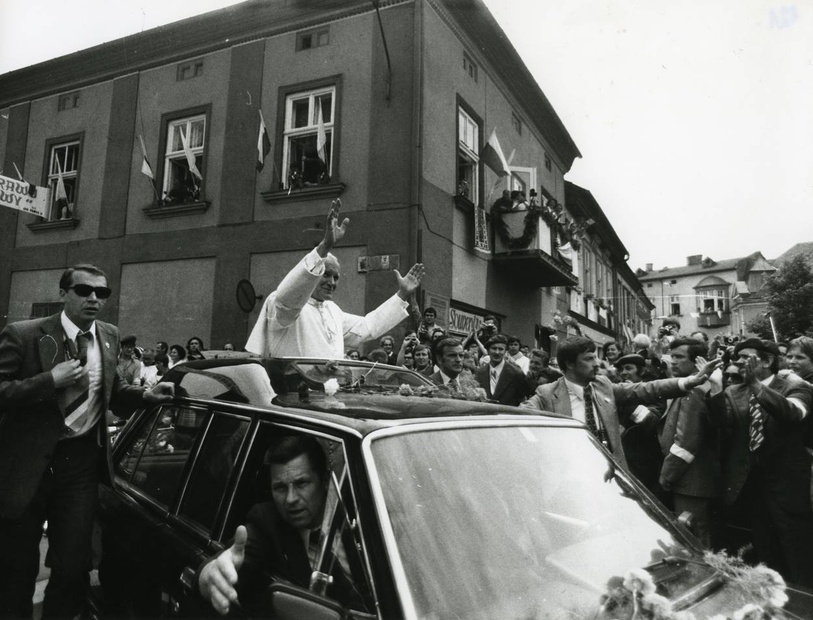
[2,1,813,618]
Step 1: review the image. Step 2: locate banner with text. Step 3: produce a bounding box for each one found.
[0,174,49,217]
[448,307,486,337]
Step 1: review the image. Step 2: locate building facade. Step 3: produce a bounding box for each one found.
[637,253,776,339]
[0,0,649,354]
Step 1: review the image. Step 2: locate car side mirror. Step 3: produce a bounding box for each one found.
[263,582,343,620]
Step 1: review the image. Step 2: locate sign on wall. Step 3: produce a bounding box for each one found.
[0,174,49,218]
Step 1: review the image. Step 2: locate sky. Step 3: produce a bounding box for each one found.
[2,0,812,271]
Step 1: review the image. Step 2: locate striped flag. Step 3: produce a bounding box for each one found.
[180,127,203,180]
[138,135,154,180]
[257,110,271,172]
[316,105,327,162]
[480,128,510,177]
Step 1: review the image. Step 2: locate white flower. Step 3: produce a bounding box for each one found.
[623,568,656,597]
[732,604,765,620]
[324,378,340,396]
[767,586,788,608]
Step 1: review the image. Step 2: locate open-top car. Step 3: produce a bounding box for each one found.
[91,358,812,619]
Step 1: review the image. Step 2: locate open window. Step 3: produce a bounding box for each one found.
[224,424,376,616]
[160,112,207,206]
[45,138,81,220]
[282,86,335,189]
[457,106,480,205]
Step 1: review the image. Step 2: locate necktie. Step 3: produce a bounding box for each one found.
[490,368,498,393]
[583,384,608,447]
[749,394,765,452]
[307,529,321,569]
[63,331,93,419]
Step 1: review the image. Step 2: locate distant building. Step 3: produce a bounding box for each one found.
[637,252,777,338]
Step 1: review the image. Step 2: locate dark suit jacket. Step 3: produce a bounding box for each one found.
[521,375,687,470]
[235,501,363,612]
[0,313,145,518]
[474,362,527,406]
[709,375,812,509]
[657,385,720,498]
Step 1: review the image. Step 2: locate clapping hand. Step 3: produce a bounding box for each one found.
[686,356,723,388]
[395,263,425,300]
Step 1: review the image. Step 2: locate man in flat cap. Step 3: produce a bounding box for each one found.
[116,334,142,386]
[709,337,813,586]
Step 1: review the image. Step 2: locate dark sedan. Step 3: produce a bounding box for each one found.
[91,358,812,619]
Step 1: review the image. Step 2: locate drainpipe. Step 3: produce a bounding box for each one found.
[410,0,424,267]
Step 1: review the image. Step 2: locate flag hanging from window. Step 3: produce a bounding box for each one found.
[138,135,154,180]
[480,128,510,177]
[257,110,271,172]
[316,106,327,162]
[54,157,69,218]
[180,127,203,180]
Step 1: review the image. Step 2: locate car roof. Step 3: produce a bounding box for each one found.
[163,358,582,436]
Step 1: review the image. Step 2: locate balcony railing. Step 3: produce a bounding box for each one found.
[698,311,731,327]
[491,209,578,288]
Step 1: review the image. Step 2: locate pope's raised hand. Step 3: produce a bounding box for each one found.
[319,199,349,255]
[395,263,425,300]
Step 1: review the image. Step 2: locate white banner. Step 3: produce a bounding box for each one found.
[0,174,50,217]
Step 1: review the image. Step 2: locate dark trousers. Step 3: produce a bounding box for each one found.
[739,473,813,588]
[0,433,101,619]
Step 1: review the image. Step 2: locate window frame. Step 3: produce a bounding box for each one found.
[456,98,482,206]
[277,77,342,191]
[156,105,211,205]
[42,133,83,221]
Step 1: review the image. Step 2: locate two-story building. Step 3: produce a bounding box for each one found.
[637,252,776,339]
[0,0,590,351]
[1,0,654,356]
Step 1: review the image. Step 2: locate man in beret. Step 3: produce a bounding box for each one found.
[709,337,813,586]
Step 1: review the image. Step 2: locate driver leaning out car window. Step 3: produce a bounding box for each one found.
[197,434,365,615]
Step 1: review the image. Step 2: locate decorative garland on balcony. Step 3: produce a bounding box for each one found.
[493,195,544,249]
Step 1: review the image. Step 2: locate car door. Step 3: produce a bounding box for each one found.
[216,420,380,619]
[96,402,252,617]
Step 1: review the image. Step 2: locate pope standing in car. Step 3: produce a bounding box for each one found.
[246,200,424,358]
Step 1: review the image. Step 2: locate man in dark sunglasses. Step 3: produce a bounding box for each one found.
[0,263,175,617]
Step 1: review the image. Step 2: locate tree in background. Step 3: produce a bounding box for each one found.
[746,253,813,340]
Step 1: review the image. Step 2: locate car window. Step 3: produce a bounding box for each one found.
[118,404,208,508]
[223,423,374,614]
[178,412,251,532]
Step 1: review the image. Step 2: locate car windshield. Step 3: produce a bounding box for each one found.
[286,360,429,390]
[368,424,715,619]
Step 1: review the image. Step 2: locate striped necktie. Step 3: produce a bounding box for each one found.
[748,394,765,452]
[63,331,93,419]
[584,384,609,447]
